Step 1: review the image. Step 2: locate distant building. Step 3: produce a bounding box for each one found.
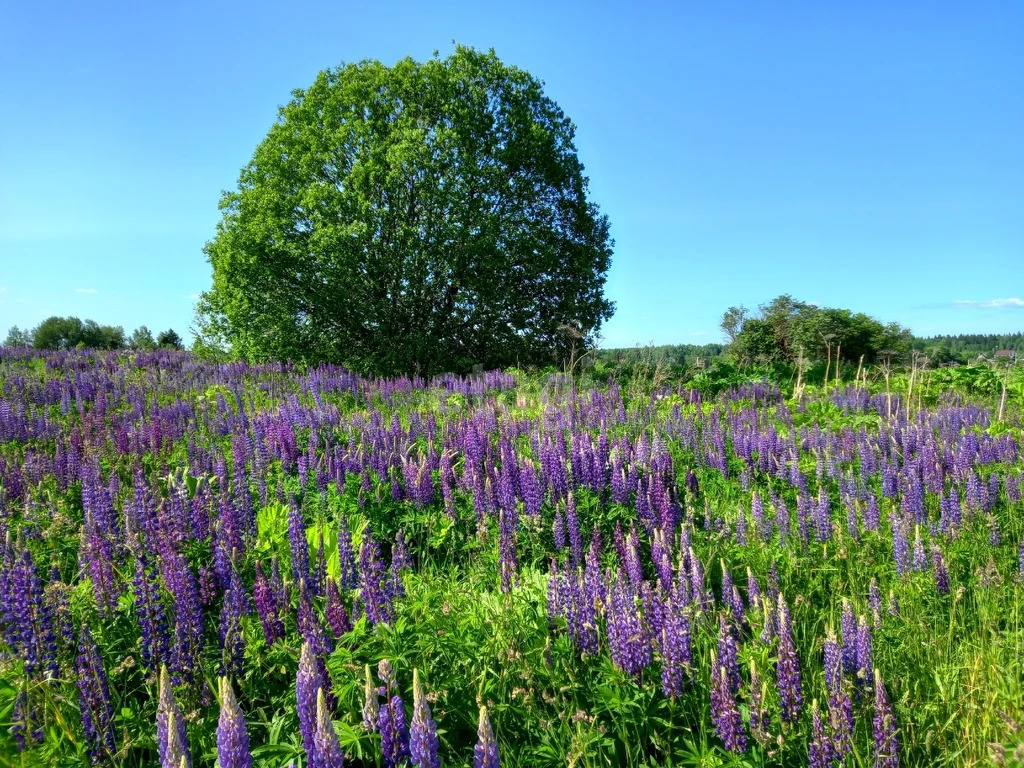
[993,349,1017,362]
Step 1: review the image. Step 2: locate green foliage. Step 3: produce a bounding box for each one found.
[156,328,184,350]
[128,326,157,351]
[726,295,912,367]
[30,316,126,350]
[2,325,33,348]
[197,45,614,376]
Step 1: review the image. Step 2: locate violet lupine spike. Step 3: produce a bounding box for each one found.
[378,675,410,768]
[716,614,741,693]
[164,711,191,768]
[473,706,500,768]
[409,669,440,768]
[932,545,950,595]
[775,595,802,725]
[709,652,747,754]
[312,688,346,768]
[498,509,519,594]
[359,530,393,627]
[868,578,882,627]
[131,545,171,672]
[823,628,842,693]
[216,677,252,768]
[808,700,831,768]
[337,514,358,590]
[297,641,322,760]
[288,496,311,587]
[158,665,191,768]
[252,561,284,646]
[658,589,691,698]
[325,577,352,637]
[75,625,116,765]
[840,599,857,677]
[872,669,899,768]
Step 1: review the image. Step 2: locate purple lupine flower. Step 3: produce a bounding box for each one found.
[252,562,284,646]
[498,509,519,593]
[775,595,802,724]
[606,575,651,677]
[824,628,842,693]
[219,569,250,677]
[362,665,379,732]
[164,551,204,689]
[710,652,747,754]
[75,626,116,765]
[716,614,741,693]
[10,549,58,679]
[359,530,393,626]
[389,530,411,600]
[808,700,831,768]
[312,688,345,768]
[131,545,171,672]
[158,665,191,768]
[325,577,352,637]
[410,669,440,768]
[297,641,323,760]
[658,590,691,698]
[473,706,500,768]
[552,511,566,552]
[337,514,358,590]
[217,677,252,768]
[932,545,950,595]
[912,526,927,572]
[868,578,882,627]
[288,496,310,587]
[11,684,43,752]
[746,567,762,607]
[624,525,643,588]
[377,660,410,768]
[297,578,330,657]
[840,599,857,677]
[872,670,898,768]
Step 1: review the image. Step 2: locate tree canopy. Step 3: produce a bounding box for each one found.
[197,46,614,376]
[723,295,911,366]
[2,319,183,351]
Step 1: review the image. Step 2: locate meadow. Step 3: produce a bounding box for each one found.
[0,348,1022,767]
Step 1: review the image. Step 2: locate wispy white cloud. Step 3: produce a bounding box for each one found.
[75,287,98,294]
[953,297,1024,309]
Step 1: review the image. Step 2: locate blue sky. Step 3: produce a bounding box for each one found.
[1,1,1021,347]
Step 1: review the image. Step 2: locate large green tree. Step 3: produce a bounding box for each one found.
[726,295,911,366]
[197,46,614,376]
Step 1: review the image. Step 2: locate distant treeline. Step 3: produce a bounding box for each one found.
[913,332,1023,363]
[3,317,183,351]
[596,297,1020,380]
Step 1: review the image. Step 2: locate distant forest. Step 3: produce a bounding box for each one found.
[597,332,1022,369]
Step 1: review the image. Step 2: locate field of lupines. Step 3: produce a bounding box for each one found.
[0,349,1022,767]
